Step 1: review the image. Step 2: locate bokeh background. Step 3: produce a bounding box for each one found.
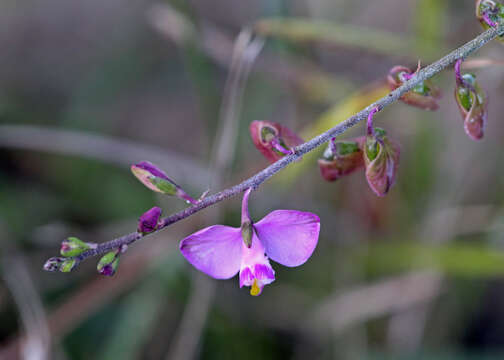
[1,0,504,359]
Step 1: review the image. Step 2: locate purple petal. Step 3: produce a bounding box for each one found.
[179,225,242,279]
[134,161,170,180]
[239,267,253,288]
[254,210,320,267]
[254,263,275,282]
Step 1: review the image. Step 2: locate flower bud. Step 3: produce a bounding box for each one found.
[364,128,400,197]
[43,257,65,272]
[131,161,197,204]
[60,236,96,257]
[388,65,442,110]
[318,138,365,182]
[60,258,79,273]
[97,250,120,277]
[476,0,504,41]
[249,120,303,163]
[138,206,162,234]
[454,73,488,141]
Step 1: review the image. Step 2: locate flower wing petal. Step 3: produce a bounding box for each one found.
[254,210,320,267]
[179,225,242,279]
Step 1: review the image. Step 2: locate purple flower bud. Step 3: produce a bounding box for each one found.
[138,206,162,234]
[97,250,120,277]
[60,237,96,257]
[364,128,400,197]
[388,65,442,111]
[476,0,504,42]
[454,66,488,141]
[318,137,365,182]
[249,121,303,163]
[43,257,65,272]
[131,161,197,204]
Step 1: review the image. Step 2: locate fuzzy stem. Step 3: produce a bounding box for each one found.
[65,25,504,264]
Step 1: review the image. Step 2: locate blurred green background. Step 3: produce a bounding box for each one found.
[1,0,504,359]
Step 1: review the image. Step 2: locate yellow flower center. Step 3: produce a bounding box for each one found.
[250,279,261,296]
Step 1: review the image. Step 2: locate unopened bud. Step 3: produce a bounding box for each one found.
[364,128,400,197]
[43,257,65,272]
[388,65,441,110]
[97,250,120,277]
[249,120,303,163]
[131,161,197,204]
[60,237,96,257]
[138,206,162,234]
[60,258,79,273]
[318,138,365,182]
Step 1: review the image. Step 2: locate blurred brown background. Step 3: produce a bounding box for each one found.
[1,0,504,359]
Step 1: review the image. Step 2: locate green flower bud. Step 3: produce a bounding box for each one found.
[60,237,96,257]
[60,258,79,273]
[97,250,120,277]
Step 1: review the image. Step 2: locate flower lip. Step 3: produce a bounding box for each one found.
[239,233,276,296]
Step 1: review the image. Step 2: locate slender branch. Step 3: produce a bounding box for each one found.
[70,25,504,264]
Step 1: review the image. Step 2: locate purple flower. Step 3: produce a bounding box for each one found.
[179,188,320,296]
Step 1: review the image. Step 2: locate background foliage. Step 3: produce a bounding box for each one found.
[1,0,504,359]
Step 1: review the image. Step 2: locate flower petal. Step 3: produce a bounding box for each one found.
[254,210,320,267]
[179,225,242,279]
